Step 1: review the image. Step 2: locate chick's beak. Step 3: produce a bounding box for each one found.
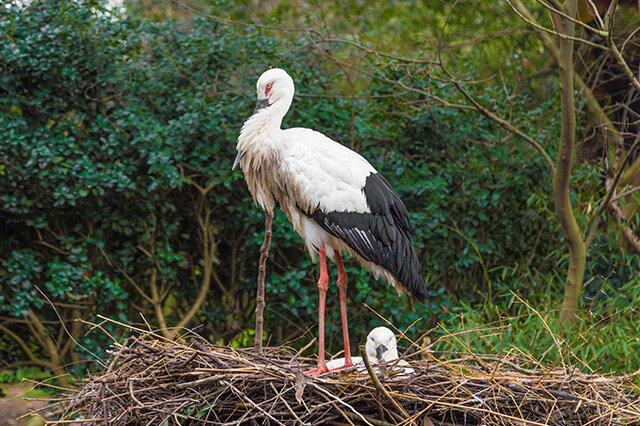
[375,344,388,361]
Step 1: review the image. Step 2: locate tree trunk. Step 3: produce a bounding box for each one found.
[554,0,586,320]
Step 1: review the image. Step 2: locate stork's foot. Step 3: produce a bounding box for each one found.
[305,364,329,377]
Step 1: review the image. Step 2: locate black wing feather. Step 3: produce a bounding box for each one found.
[304,173,426,302]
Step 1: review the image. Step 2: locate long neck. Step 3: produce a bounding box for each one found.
[238,95,291,146]
[235,97,292,212]
[248,94,292,132]
[263,96,291,131]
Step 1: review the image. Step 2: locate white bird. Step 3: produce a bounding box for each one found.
[234,68,426,376]
[325,326,415,375]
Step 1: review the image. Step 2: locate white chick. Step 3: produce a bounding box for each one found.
[325,326,414,375]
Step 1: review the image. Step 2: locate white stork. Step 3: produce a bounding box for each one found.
[234,68,426,376]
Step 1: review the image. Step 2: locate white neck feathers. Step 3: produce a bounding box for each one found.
[235,99,292,212]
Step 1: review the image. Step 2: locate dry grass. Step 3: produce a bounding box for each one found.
[31,316,640,425]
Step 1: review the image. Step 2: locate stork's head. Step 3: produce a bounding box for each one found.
[255,68,295,113]
[365,326,399,363]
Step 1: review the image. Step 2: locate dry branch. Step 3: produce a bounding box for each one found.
[254,211,273,353]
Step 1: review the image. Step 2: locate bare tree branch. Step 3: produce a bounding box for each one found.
[0,322,53,369]
[254,212,273,353]
[506,0,608,49]
[437,57,556,173]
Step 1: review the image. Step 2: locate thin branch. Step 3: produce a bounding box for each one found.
[606,1,640,93]
[585,135,640,247]
[586,0,606,28]
[612,185,640,201]
[446,27,526,48]
[535,0,602,34]
[169,205,216,338]
[505,0,608,49]
[95,243,154,304]
[361,345,413,424]
[609,197,640,252]
[0,323,53,369]
[438,57,556,173]
[148,268,170,338]
[254,211,273,353]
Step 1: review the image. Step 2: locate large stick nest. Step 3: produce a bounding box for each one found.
[45,320,640,425]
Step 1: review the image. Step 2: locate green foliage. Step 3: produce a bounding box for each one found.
[438,272,640,374]
[0,367,51,384]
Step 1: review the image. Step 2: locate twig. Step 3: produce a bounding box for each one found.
[360,345,413,425]
[255,211,273,353]
[101,382,108,425]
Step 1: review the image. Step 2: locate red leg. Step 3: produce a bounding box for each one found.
[334,252,353,368]
[306,247,329,377]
